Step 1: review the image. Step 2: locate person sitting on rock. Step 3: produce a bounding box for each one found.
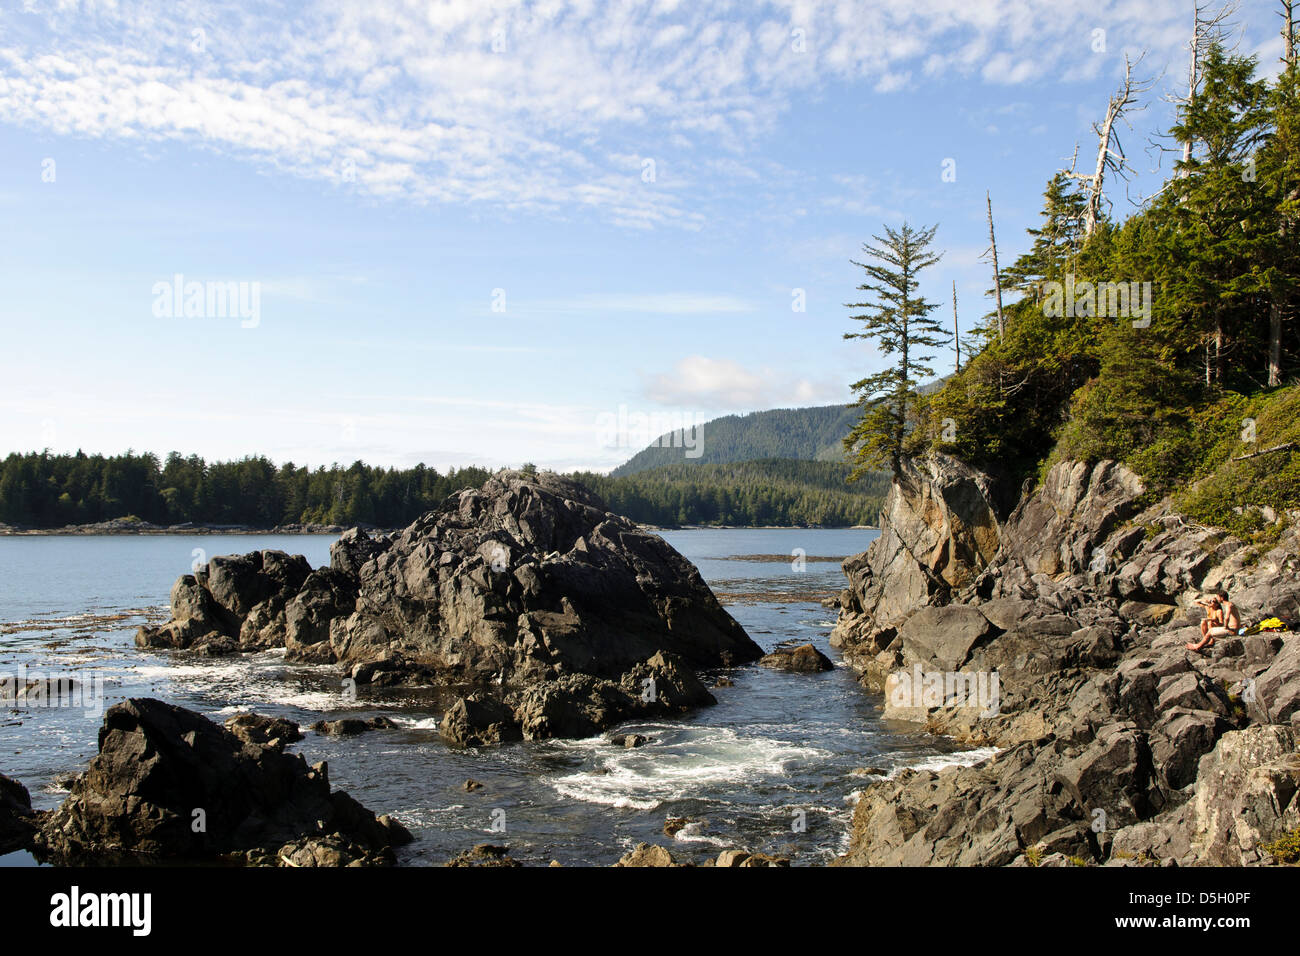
[1186,592,1239,652]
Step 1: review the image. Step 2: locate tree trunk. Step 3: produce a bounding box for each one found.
[1268,297,1283,386]
[986,192,1005,340]
[952,280,960,372]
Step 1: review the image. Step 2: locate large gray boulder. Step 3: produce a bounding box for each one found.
[34,698,411,865]
[137,472,759,741]
[0,773,37,854]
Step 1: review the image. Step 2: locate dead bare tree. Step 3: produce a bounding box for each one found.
[1065,53,1158,235]
[983,192,1006,340]
[1283,0,1296,67]
[1269,0,1298,386]
[952,280,960,372]
[1176,2,1240,173]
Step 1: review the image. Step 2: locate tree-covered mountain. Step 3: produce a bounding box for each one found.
[899,38,1300,537]
[574,459,888,527]
[610,404,858,476]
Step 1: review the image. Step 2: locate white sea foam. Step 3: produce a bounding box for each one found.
[890,746,1000,777]
[549,725,831,810]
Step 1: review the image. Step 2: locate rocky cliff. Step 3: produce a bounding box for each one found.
[833,456,1300,866]
[137,471,762,743]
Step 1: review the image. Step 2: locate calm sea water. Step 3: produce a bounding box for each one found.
[0,529,989,867]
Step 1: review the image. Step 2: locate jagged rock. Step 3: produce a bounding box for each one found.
[834,453,1299,868]
[274,834,395,867]
[612,734,649,748]
[139,473,758,743]
[614,843,687,867]
[1055,723,1153,829]
[1189,725,1300,865]
[1251,635,1300,726]
[33,698,411,864]
[311,716,399,736]
[331,527,391,577]
[284,568,357,663]
[896,605,997,671]
[758,642,834,672]
[223,713,303,750]
[0,772,37,854]
[1149,708,1229,791]
[998,460,1145,579]
[832,454,1003,665]
[439,694,523,747]
[446,843,521,867]
[714,848,790,867]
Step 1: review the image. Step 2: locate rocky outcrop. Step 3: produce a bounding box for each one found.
[439,650,714,745]
[138,472,760,742]
[34,698,412,865]
[835,455,1300,867]
[0,772,38,854]
[831,454,1003,671]
[759,641,835,672]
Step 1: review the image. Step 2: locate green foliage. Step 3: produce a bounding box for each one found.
[0,451,492,529]
[0,452,887,530]
[1261,827,1300,865]
[844,222,949,478]
[903,42,1299,516]
[611,404,858,476]
[574,459,889,527]
[1178,385,1300,533]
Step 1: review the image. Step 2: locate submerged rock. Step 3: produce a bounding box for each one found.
[34,698,411,865]
[759,642,835,672]
[446,843,520,867]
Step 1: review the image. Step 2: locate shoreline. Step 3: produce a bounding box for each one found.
[0,522,880,536]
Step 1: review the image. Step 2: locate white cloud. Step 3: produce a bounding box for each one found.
[643,354,842,408]
[0,1,1200,226]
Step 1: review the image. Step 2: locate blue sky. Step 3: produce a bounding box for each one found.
[0,0,1287,472]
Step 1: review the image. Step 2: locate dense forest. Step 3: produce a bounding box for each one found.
[0,452,886,530]
[0,451,495,529]
[611,404,857,475]
[574,459,888,526]
[849,28,1299,538]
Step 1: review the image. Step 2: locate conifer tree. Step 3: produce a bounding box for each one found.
[843,223,948,478]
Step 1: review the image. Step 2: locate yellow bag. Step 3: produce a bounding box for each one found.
[1245,617,1288,634]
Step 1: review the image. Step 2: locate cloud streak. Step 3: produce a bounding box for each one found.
[0,1,1196,227]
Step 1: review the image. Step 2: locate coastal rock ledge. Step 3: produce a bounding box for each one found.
[136,471,761,742]
[832,455,1300,867]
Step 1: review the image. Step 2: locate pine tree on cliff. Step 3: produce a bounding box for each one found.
[843,223,948,479]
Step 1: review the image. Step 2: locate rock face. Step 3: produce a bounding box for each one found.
[759,642,835,672]
[34,699,412,865]
[440,650,714,746]
[834,455,1300,867]
[0,772,38,854]
[137,472,759,742]
[832,454,1003,674]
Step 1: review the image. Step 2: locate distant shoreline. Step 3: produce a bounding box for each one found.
[0,520,879,536]
[0,521,365,537]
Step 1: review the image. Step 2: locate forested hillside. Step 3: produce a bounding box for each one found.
[0,452,886,529]
[575,459,888,526]
[892,39,1300,536]
[610,404,857,475]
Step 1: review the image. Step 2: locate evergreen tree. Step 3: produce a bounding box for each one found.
[843,223,948,477]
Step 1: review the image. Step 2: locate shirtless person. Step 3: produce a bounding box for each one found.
[1186,592,1239,652]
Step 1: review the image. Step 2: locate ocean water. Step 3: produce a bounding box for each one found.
[0,528,990,867]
